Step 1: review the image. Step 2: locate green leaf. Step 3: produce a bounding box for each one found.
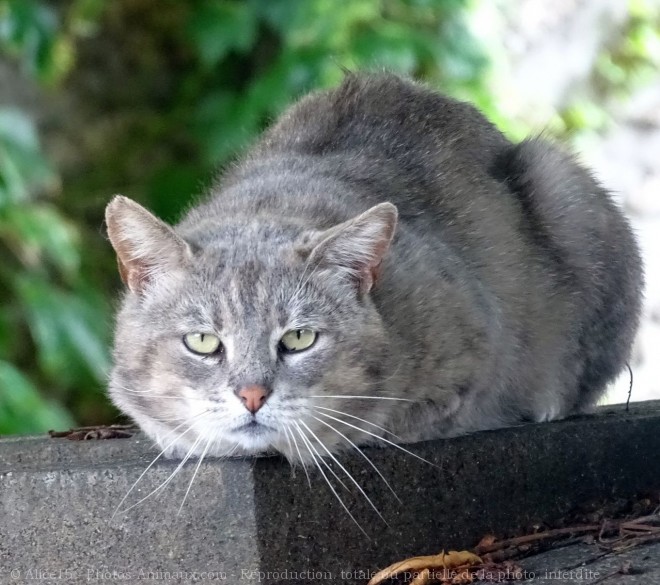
[351,25,422,74]
[0,203,80,277]
[15,274,110,387]
[147,165,209,223]
[188,1,257,66]
[193,90,260,165]
[0,108,56,205]
[0,107,40,151]
[0,360,75,434]
[0,308,11,360]
[0,141,28,203]
[258,0,377,46]
[0,0,60,80]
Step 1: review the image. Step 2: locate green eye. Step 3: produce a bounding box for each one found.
[183,333,222,355]
[280,329,317,353]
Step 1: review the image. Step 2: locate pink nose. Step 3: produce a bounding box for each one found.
[238,385,268,414]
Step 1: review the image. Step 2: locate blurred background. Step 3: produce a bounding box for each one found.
[0,0,658,435]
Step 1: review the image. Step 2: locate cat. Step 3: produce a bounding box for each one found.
[105,73,643,463]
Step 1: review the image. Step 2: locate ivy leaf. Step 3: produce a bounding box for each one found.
[188,0,257,66]
[0,309,12,361]
[0,203,80,277]
[0,0,60,81]
[15,275,110,387]
[351,24,421,74]
[0,108,56,204]
[0,360,75,434]
[193,91,259,165]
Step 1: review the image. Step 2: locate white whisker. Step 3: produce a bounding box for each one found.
[299,420,387,523]
[309,395,420,403]
[311,405,401,439]
[310,414,400,504]
[293,422,350,493]
[293,423,368,538]
[120,433,204,515]
[177,432,215,515]
[285,425,312,488]
[112,383,216,403]
[315,411,437,468]
[281,425,294,459]
[111,410,212,519]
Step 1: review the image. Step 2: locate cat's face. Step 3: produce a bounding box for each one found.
[106,196,398,462]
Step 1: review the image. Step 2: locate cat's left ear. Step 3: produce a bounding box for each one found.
[105,195,191,294]
[304,202,398,294]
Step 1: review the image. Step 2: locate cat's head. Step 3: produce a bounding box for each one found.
[105,196,398,462]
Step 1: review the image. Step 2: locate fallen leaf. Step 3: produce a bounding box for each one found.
[410,568,431,585]
[368,550,482,585]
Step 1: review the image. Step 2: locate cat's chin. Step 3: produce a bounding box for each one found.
[157,437,271,460]
[229,428,279,454]
[152,429,280,460]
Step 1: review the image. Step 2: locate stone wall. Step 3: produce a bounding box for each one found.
[2,402,660,585]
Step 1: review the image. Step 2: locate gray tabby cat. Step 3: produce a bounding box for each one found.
[106,73,643,462]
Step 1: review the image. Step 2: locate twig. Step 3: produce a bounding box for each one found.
[621,512,660,526]
[486,536,586,563]
[480,512,660,576]
[475,525,600,556]
[602,532,660,552]
[621,523,660,533]
[48,424,137,440]
[625,362,633,412]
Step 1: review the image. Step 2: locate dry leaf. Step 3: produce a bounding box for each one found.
[410,568,431,585]
[368,550,482,585]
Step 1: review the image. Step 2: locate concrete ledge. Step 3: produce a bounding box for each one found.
[1,402,660,584]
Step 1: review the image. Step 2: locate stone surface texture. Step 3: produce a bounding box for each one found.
[520,540,660,584]
[1,402,660,585]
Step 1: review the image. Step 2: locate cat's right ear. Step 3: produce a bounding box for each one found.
[105,195,191,294]
[301,202,398,294]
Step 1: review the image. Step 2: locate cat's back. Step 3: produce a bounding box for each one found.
[253,73,509,175]
[192,73,513,232]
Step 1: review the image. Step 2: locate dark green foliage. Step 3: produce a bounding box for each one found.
[0,107,107,433]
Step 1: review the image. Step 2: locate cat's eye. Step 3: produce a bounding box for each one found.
[280,329,317,353]
[183,333,222,355]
